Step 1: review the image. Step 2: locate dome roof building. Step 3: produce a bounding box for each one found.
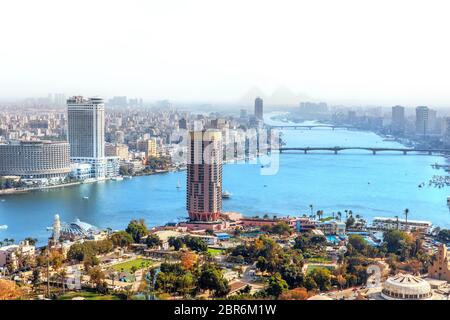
[381,273,432,300]
[58,218,99,240]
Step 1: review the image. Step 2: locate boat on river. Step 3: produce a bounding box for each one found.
[222,190,232,199]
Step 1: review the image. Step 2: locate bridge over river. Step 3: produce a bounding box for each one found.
[268,124,354,130]
[275,147,450,155]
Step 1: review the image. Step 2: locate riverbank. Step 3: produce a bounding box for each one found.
[0,181,82,196]
[0,168,181,196]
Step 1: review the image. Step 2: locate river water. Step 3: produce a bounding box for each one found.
[1,113,449,244]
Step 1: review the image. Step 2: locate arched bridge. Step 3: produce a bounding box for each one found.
[275,147,450,155]
[268,125,354,130]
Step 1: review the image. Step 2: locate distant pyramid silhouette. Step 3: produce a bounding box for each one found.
[239,85,311,107]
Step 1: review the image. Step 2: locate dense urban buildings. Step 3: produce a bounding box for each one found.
[0,140,71,179]
[1,95,450,303]
[186,130,223,222]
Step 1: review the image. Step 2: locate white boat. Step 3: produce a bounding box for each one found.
[83,196,89,200]
[222,190,232,199]
[383,135,396,141]
[82,178,97,184]
[123,175,133,179]
[112,176,124,181]
[176,179,181,189]
[0,225,8,230]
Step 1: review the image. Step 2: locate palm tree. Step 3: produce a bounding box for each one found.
[317,210,323,220]
[2,238,14,246]
[337,212,342,221]
[59,268,67,295]
[404,208,409,225]
[309,204,313,217]
[395,215,399,230]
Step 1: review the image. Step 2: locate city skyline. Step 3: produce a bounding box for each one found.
[1,0,450,106]
[1,1,450,306]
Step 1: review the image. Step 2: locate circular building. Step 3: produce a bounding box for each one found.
[59,219,99,240]
[381,273,432,300]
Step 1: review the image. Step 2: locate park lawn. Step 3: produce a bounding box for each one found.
[58,291,120,300]
[306,264,335,274]
[111,258,153,273]
[207,248,225,257]
[306,257,333,264]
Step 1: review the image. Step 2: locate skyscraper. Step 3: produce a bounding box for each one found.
[415,106,429,136]
[67,96,106,178]
[391,105,405,134]
[255,97,263,120]
[179,118,187,130]
[427,109,437,133]
[186,130,222,222]
[443,117,450,147]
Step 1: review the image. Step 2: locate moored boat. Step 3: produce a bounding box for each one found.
[222,190,232,199]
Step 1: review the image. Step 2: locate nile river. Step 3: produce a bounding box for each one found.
[1,113,450,244]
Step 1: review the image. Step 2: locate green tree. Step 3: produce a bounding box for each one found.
[88,266,106,290]
[31,268,41,291]
[437,229,450,243]
[383,229,411,255]
[279,263,305,289]
[198,265,230,297]
[111,231,134,248]
[185,236,208,252]
[346,216,355,229]
[266,273,288,298]
[168,237,184,251]
[271,222,292,236]
[125,219,148,243]
[177,272,195,297]
[307,267,332,291]
[146,234,163,248]
[83,254,100,270]
[24,237,38,246]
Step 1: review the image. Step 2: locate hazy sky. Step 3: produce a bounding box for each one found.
[1,0,450,106]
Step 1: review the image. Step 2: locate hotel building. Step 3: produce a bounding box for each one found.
[371,217,432,233]
[67,96,107,178]
[0,140,71,180]
[186,130,222,222]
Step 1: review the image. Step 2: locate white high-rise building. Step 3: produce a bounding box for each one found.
[67,96,106,178]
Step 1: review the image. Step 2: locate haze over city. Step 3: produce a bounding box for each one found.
[1,0,450,106]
